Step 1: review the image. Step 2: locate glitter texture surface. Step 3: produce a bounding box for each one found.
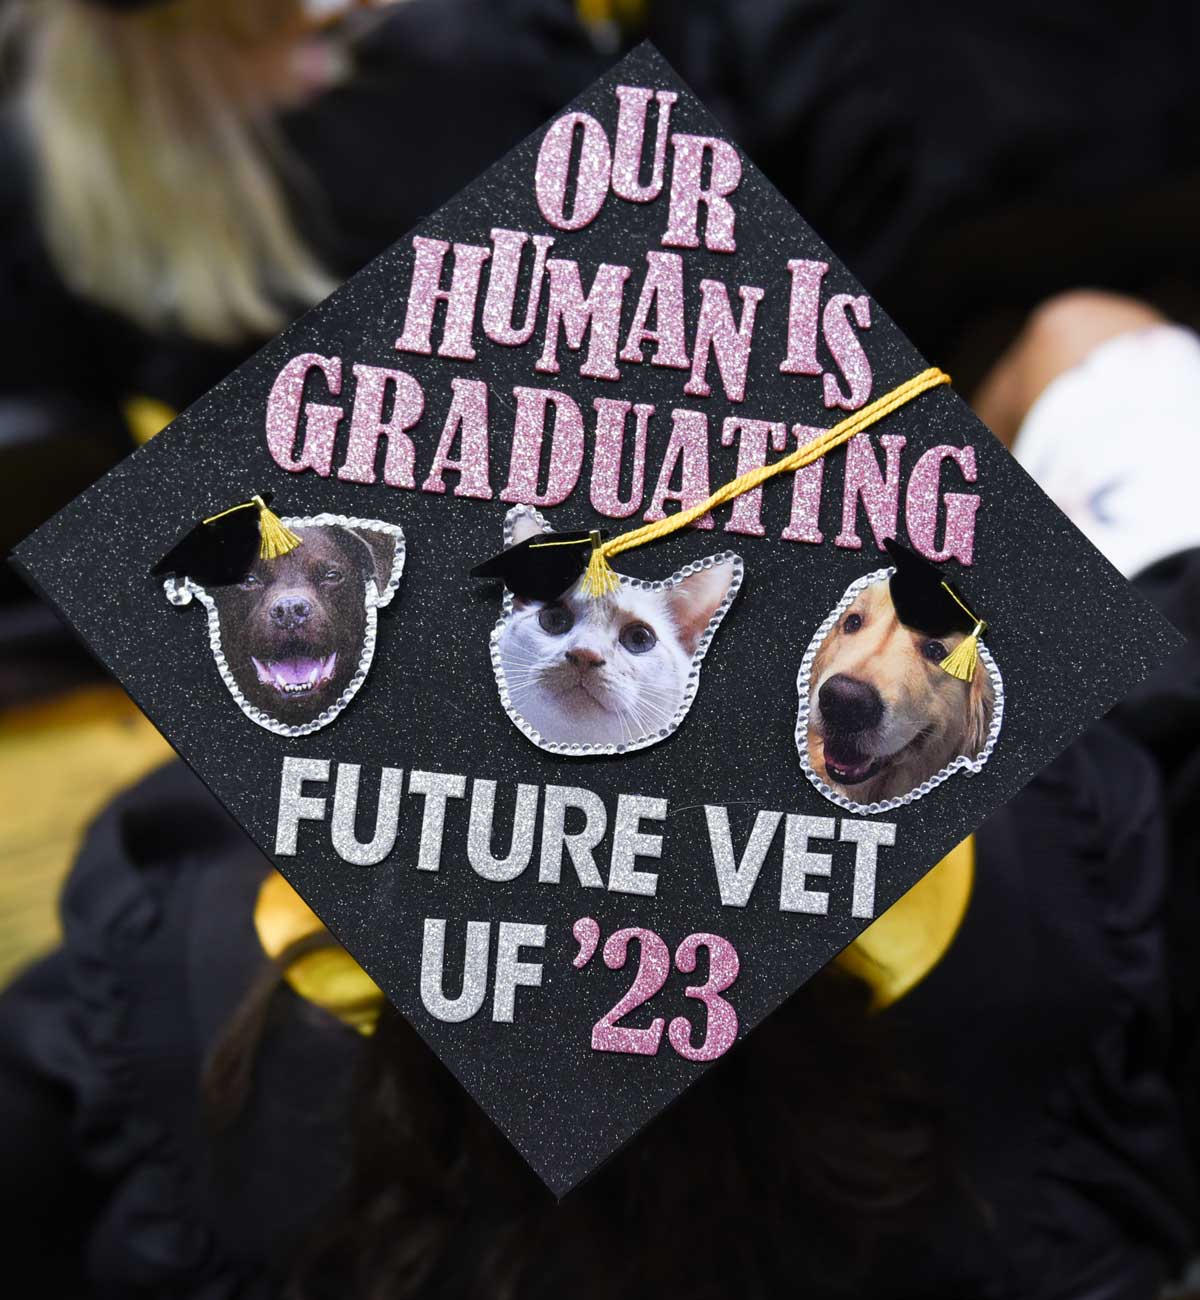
[14,44,1179,1199]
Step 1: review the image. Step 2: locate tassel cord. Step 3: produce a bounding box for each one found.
[583,367,951,595]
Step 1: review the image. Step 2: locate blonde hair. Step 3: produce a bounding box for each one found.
[19,0,339,344]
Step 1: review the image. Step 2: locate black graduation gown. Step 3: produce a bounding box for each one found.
[0,715,1194,1298]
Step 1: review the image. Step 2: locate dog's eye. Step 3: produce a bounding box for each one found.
[843,612,863,633]
[321,568,344,585]
[922,639,948,663]
[238,574,260,590]
[619,622,657,655]
[538,604,574,636]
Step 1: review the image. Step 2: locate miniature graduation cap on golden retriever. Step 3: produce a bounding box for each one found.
[883,538,987,682]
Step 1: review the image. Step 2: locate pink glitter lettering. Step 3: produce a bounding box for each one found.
[720,416,787,536]
[499,386,585,507]
[421,378,493,500]
[537,258,631,381]
[337,364,424,488]
[662,133,741,253]
[779,259,829,376]
[618,251,690,370]
[265,352,343,477]
[611,85,677,203]
[394,236,490,361]
[590,398,653,519]
[780,424,827,544]
[481,229,554,347]
[644,408,714,529]
[684,280,764,403]
[834,432,906,550]
[905,444,979,564]
[822,293,873,410]
[535,111,612,232]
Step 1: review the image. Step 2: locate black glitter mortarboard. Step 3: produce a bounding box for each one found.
[884,538,987,681]
[151,493,302,588]
[472,529,603,602]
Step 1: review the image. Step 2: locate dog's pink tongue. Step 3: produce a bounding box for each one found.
[276,658,323,686]
[252,654,337,688]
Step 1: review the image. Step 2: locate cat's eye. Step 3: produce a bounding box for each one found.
[843,612,863,633]
[538,604,574,636]
[619,622,657,655]
[922,639,948,663]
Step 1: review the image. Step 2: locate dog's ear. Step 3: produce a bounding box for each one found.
[963,661,994,757]
[337,524,405,607]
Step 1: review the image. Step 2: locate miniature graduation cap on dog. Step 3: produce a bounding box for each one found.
[884,538,987,682]
[151,493,302,588]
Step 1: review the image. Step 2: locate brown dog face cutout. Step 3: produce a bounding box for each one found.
[163,514,405,735]
[796,565,1003,813]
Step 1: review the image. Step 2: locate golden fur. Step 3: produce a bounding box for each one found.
[807,582,993,803]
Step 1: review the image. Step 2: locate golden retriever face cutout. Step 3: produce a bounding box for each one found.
[796,567,1003,812]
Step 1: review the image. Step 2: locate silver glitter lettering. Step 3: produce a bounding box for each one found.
[840,819,897,918]
[780,814,836,914]
[274,756,330,855]
[492,922,546,1023]
[330,763,403,866]
[539,785,606,888]
[468,780,539,882]
[407,770,467,873]
[608,794,667,897]
[705,806,784,907]
[420,919,490,1023]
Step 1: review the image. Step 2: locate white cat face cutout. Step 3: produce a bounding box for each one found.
[490,507,743,756]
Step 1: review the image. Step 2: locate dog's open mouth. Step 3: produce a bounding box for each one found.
[821,736,885,786]
[251,652,338,697]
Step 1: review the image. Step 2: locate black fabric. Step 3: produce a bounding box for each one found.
[1113,548,1200,1189]
[0,720,1194,1297]
[4,0,1199,437]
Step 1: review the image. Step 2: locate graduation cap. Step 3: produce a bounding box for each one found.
[471,529,604,602]
[884,537,987,682]
[151,493,302,588]
[12,45,1180,1197]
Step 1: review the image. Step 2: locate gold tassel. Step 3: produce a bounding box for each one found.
[939,620,985,682]
[581,532,620,598]
[254,495,302,561]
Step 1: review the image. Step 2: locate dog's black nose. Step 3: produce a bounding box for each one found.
[270,595,312,630]
[818,674,883,733]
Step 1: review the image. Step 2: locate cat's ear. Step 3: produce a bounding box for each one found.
[667,556,741,657]
[509,509,550,547]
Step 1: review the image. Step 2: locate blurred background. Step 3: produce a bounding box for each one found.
[0,0,1197,981]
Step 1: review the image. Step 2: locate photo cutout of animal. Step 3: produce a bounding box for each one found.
[799,542,1001,810]
[164,515,405,735]
[492,508,743,754]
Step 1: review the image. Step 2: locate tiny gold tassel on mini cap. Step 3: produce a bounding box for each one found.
[938,618,986,682]
[202,495,303,561]
[252,495,302,561]
[936,580,986,682]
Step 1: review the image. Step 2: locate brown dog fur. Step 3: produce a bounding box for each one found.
[209,524,396,724]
